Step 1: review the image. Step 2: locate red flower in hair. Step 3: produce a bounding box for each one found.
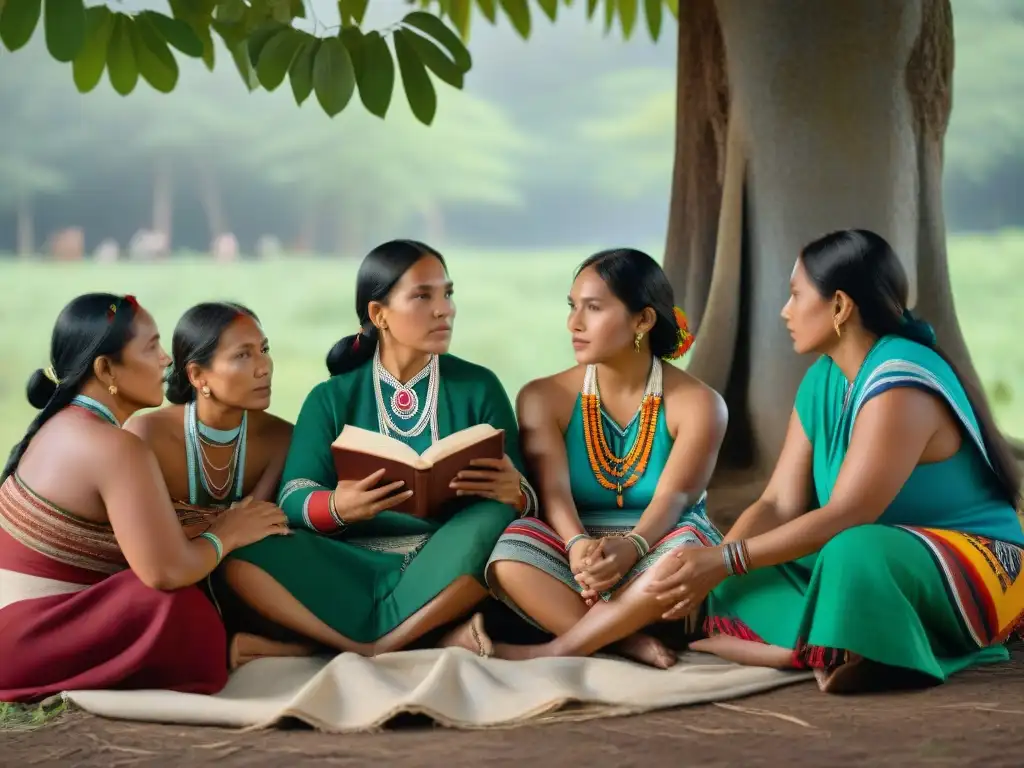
[123,294,139,310]
[662,306,695,361]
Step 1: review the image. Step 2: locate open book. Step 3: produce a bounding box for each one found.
[331,424,505,518]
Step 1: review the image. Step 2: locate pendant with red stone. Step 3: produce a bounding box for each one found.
[390,386,419,419]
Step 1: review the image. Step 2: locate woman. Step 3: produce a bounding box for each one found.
[477,248,727,667]
[126,301,313,667]
[645,229,1024,693]
[222,239,538,656]
[0,294,288,703]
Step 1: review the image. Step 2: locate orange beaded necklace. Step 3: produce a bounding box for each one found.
[580,359,663,508]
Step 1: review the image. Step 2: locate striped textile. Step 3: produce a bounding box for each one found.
[486,494,722,626]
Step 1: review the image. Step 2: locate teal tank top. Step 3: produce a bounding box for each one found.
[795,336,1024,546]
[564,393,673,515]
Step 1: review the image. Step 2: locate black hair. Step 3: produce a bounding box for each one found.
[575,248,680,359]
[325,239,447,376]
[801,228,1020,508]
[2,293,139,483]
[165,302,260,404]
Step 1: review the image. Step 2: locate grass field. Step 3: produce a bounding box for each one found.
[0,232,1022,455]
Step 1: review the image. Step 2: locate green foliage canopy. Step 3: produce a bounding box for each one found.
[0,0,677,125]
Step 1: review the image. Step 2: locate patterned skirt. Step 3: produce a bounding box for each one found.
[485,495,723,626]
[704,524,1024,681]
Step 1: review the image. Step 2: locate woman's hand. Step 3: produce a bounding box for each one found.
[576,536,639,604]
[450,455,524,507]
[567,536,601,575]
[334,469,413,523]
[645,545,728,620]
[207,496,290,552]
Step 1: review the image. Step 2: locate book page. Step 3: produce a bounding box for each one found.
[332,425,426,468]
[420,424,500,465]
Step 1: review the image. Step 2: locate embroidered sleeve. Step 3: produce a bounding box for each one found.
[277,383,346,533]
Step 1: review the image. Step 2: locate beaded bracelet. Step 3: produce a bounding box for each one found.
[625,532,650,560]
[565,533,593,553]
[721,540,751,576]
[199,531,224,564]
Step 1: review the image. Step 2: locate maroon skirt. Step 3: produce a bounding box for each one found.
[0,528,228,703]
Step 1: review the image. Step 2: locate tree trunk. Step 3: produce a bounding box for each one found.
[152,155,174,248]
[664,0,992,484]
[16,197,34,258]
[663,0,729,333]
[196,161,227,241]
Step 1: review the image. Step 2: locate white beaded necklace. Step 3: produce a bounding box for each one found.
[372,344,440,443]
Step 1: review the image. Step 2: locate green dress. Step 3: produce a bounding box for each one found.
[229,354,530,644]
[487,361,723,624]
[705,335,1024,680]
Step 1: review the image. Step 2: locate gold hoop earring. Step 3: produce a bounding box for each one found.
[634,332,643,353]
[834,317,842,338]
[108,384,118,396]
[201,385,211,398]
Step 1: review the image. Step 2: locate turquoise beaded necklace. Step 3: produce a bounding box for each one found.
[70,394,120,427]
[183,400,247,505]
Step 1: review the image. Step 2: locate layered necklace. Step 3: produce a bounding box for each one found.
[372,344,440,444]
[581,359,663,508]
[183,400,247,505]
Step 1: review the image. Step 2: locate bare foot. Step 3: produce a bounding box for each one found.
[438,613,494,658]
[613,633,678,669]
[229,632,317,671]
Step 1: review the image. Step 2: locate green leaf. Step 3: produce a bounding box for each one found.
[449,0,471,38]
[135,14,179,93]
[106,15,139,96]
[256,26,303,90]
[246,21,286,65]
[352,30,393,118]
[393,28,436,125]
[0,0,42,51]
[664,0,677,18]
[403,28,463,88]
[585,0,598,17]
[603,0,615,33]
[402,11,471,71]
[143,11,203,57]
[643,0,660,40]
[618,0,637,37]
[290,0,305,18]
[288,36,318,105]
[229,40,259,90]
[536,0,557,22]
[498,0,530,38]
[44,0,85,61]
[338,0,368,27]
[199,23,214,69]
[214,0,246,23]
[312,36,356,117]
[72,5,112,93]
[475,0,497,24]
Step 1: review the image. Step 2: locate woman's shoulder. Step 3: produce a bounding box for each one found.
[662,364,727,427]
[248,410,293,440]
[123,404,184,444]
[438,353,499,382]
[517,367,583,419]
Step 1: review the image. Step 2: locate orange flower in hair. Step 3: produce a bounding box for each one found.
[662,306,694,360]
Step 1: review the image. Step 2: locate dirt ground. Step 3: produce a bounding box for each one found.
[6,485,1023,767]
[1,644,1021,767]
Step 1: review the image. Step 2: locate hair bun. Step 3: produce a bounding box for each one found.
[26,368,57,410]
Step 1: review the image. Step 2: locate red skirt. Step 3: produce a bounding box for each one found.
[0,530,228,703]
